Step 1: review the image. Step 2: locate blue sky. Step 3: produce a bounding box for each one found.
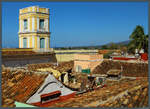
[2,2,148,48]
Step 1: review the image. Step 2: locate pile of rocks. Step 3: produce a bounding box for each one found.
[93,60,148,77]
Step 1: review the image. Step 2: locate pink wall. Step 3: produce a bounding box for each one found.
[74,54,103,72]
[74,54,90,60]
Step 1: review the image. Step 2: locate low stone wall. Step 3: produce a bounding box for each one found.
[54,50,98,53]
[93,60,148,77]
[55,54,75,62]
[54,49,98,62]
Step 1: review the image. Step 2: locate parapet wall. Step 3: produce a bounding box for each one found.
[93,60,148,77]
[2,53,57,67]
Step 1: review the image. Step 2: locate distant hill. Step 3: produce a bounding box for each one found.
[115,40,130,45]
[105,40,130,46]
[54,40,130,50]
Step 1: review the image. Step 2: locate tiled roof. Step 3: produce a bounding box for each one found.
[48,77,148,107]
[28,61,73,72]
[2,68,48,107]
[2,61,74,107]
[93,60,148,77]
[107,69,121,75]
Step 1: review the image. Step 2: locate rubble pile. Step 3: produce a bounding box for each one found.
[93,60,148,77]
[28,61,74,72]
[1,68,47,107]
[49,78,148,107]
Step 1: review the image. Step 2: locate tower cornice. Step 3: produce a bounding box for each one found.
[18,32,51,34]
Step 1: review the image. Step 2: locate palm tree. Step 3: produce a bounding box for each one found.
[128,25,148,53]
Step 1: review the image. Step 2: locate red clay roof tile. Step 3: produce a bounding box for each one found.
[2,68,48,107]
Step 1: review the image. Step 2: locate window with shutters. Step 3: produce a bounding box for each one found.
[40,38,45,48]
[41,91,61,104]
[24,19,28,30]
[39,19,44,29]
[23,38,27,48]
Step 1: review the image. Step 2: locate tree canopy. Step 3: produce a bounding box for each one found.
[128,25,148,53]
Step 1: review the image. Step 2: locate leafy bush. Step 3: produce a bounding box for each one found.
[103,51,113,59]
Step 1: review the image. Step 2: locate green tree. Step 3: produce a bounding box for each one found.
[120,46,127,53]
[128,25,148,53]
[101,45,108,49]
[109,42,118,49]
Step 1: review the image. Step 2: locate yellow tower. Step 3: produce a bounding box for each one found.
[18,6,51,52]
